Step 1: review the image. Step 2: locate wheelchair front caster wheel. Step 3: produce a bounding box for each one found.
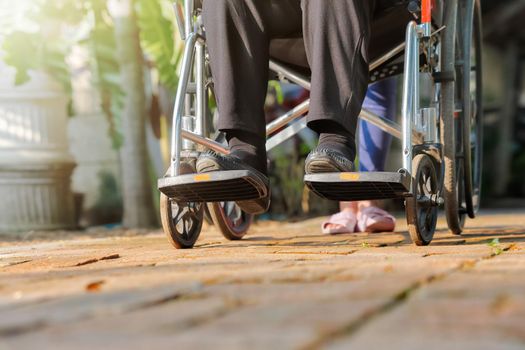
[406,154,440,246]
[160,193,204,249]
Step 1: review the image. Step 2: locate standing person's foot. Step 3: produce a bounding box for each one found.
[357,206,396,233]
[321,209,357,234]
[322,201,395,234]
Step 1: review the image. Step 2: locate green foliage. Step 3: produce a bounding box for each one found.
[1,0,183,149]
[1,0,121,116]
[88,170,123,225]
[268,81,284,105]
[269,142,308,217]
[135,0,182,93]
[488,238,503,256]
[6,1,91,86]
[2,2,74,91]
[33,0,86,24]
[488,238,500,247]
[94,170,122,210]
[84,0,125,148]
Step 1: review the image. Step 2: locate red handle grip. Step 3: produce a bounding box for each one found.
[422,0,432,24]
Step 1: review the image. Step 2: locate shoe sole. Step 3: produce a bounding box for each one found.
[197,155,270,215]
[305,156,352,174]
[362,221,396,233]
[196,157,221,173]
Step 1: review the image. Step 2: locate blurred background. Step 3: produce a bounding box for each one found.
[0,0,523,233]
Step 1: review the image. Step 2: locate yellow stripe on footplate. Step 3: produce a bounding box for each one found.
[339,173,360,181]
[194,174,211,182]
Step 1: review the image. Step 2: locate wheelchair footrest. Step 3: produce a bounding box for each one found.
[304,171,411,201]
[158,170,268,203]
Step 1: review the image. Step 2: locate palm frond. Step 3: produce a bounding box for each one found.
[135,0,182,93]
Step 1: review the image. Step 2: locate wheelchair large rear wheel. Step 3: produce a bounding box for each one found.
[442,0,482,235]
[206,124,254,240]
[458,0,483,219]
[208,202,253,240]
[440,0,460,235]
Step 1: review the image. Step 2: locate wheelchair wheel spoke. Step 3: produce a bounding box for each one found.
[182,217,190,239]
[172,202,184,222]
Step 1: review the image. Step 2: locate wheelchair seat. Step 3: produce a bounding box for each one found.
[269,1,412,73]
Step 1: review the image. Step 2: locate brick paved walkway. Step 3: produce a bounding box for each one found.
[1,210,524,349]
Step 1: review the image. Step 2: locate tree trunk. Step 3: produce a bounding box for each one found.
[110,0,157,228]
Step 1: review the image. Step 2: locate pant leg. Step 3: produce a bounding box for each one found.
[358,78,397,172]
[202,0,302,138]
[302,0,375,140]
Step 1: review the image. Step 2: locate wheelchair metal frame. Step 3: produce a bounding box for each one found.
[168,0,441,194]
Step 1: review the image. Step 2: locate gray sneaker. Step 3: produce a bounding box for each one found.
[304,147,355,174]
[196,151,271,214]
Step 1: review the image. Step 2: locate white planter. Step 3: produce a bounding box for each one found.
[0,65,76,232]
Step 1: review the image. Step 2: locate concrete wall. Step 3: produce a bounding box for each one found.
[67,47,122,226]
[0,62,76,232]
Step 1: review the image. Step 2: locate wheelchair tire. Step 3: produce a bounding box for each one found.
[440,0,464,235]
[160,194,204,249]
[458,0,483,219]
[406,154,439,246]
[207,202,253,240]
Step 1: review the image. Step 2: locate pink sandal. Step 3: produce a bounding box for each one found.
[357,206,396,233]
[322,210,357,235]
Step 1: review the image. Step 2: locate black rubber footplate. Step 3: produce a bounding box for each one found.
[304,171,411,201]
[158,170,269,203]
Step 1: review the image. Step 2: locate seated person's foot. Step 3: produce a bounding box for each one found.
[305,122,356,174]
[196,130,270,214]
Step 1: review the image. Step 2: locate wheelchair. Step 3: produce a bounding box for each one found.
[158,0,483,248]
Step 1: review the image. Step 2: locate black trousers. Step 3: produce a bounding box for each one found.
[202,0,375,140]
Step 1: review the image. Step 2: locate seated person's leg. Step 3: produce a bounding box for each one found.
[201,0,302,175]
[303,0,375,174]
[201,0,270,175]
[199,0,302,214]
